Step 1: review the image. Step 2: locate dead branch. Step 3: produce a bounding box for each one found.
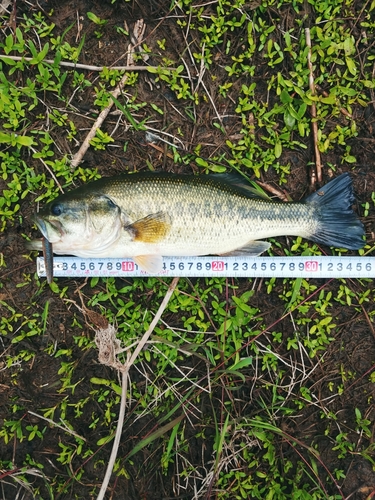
[0,54,171,72]
[95,277,180,500]
[256,181,291,202]
[305,28,322,187]
[70,72,129,168]
[70,19,154,168]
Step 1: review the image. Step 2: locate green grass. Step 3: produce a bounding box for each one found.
[1,0,374,498]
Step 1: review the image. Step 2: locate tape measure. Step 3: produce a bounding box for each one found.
[36,255,373,279]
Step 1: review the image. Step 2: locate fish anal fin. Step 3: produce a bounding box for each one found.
[126,212,171,243]
[134,254,163,273]
[220,240,271,257]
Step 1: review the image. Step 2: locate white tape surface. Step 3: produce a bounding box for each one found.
[36,256,373,279]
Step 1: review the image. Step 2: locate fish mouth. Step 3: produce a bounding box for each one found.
[34,216,48,239]
[34,215,64,242]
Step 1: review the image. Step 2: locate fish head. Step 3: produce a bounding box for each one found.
[33,191,125,254]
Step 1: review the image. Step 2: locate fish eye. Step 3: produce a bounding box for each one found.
[50,203,63,216]
[106,198,117,210]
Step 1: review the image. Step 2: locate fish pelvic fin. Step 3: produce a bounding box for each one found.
[305,173,365,250]
[26,238,44,251]
[220,240,271,256]
[134,254,163,273]
[125,211,171,244]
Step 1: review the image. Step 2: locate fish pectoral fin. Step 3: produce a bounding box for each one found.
[133,254,163,273]
[125,211,171,243]
[220,240,271,257]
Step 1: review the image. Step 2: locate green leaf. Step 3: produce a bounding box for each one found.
[150,102,164,114]
[16,27,24,46]
[38,42,50,62]
[90,377,121,395]
[0,132,11,143]
[16,136,34,147]
[346,57,357,76]
[28,40,38,59]
[361,80,375,88]
[208,164,227,173]
[110,95,142,130]
[320,94,336,104]
[284,111,295,129]
[5,34,13,53]
[87,12,100,23]
[97,433,115,446]
[338,86,356,96]
[285,277,302,311]
[274,141,282,158]
[0,56,16,65]
[280,89,292,104]
[195,157,208,167]
[319,316,333,326]
[232,296,255,313]
[344,155,356,164]
[297,102,307,119]
[126,415,185,461]
[343,37,354,56]
[230,357,253,371]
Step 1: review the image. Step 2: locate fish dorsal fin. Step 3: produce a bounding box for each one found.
[207,173,270,200]
[220,240,271,256]
[133,254,163,273]
[125,212,171,243]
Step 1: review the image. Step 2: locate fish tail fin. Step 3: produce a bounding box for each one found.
[306,173,365,250]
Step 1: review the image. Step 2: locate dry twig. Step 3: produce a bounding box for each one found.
[27,410,87,441]
[305,28,322,186]
[95,277,180,500]
[256,181,290,202]
[70,19,153,168]
[70,72,129,168]
[30,146,64,193]
[0,54,168,72]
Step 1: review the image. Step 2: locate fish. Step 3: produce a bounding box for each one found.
[27,171,365,274]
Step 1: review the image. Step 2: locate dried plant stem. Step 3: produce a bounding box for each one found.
[305,28,322,186]
[128,277,180,367]
[96,369,128,500]
[256,181,290,202]
[70,72,129,168]
[96,277,180,500]
[30,146,64,193]
[0,54,166,72]
[27,410,87,441]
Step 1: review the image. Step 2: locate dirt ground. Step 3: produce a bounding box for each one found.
[1,0,375,499]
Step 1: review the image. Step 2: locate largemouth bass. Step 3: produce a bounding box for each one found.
[28,172,365,273]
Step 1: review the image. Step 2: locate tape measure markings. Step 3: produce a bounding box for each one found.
[36,256,373,279]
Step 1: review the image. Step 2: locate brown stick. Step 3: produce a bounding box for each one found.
[305,28,322,186]
[95,277,180,500]
[70,72,129,168]
[0,54,170,72]
[256,181,290,202]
